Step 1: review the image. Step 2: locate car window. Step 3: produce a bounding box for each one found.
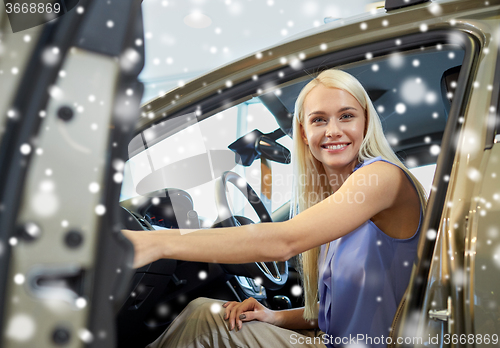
[121,98,292,225]
[351,45,462,194]
[408,164,436,198]
[271,44,463,194]
[121,42,464,228]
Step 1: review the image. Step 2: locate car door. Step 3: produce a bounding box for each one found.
[392,5,500,348]
[0,1,142,347]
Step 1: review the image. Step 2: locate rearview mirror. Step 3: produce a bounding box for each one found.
[256,135,291,164]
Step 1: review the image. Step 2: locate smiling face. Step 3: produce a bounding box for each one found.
[301,84,366,175]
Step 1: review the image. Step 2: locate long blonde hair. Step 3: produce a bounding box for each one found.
[290,69,428,320]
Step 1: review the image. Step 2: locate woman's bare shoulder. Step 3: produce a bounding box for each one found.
[348,160,407,190]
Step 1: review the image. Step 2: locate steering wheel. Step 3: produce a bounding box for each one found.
[214,171,288,290]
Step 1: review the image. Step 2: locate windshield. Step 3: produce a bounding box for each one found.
[121,98,293,225]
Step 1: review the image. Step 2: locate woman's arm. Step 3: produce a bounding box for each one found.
[123,161,405,268]
[272,307,318,330]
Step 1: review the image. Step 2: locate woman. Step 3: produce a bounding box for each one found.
[123,69,427,348]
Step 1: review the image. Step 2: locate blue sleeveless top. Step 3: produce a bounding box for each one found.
[317,156,422,348]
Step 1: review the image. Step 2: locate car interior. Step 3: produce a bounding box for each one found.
[115,42,465,347]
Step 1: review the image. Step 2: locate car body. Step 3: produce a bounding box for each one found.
[0,0,499,347]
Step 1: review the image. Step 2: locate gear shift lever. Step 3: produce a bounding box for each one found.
[272,295,292,310]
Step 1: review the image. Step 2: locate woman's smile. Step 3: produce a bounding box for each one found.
[321,142,351,152]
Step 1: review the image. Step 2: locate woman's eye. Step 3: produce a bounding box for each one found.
[340,113,354,120]
[312,117,325,123]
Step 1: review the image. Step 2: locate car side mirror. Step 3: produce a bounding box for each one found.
[255,135,291,164]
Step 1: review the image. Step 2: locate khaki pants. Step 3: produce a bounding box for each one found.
[146,297,327,348]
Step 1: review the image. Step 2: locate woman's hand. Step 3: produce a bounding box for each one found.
[222,297,277,331]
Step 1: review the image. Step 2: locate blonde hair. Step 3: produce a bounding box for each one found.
[290,69,428,320]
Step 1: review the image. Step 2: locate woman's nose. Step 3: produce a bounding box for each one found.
[325,121,342,137]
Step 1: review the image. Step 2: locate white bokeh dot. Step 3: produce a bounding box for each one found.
[76,297,87,309]
[6,314,35,342]
[95,205,106,216]
[430,144,441,156]
[291,285,303,296]
[88,182,100,193]
[429,3,442,15]
[389,53,404,69]
[426,229,437,240]
[395,103,406,114]
[25,223,41,238]
[467,168,481,182]
[113,173,123,183]
[426,92,437,104]
[400,78,425,104]
[79,329,93,343]
[14,274,25,285]
[210,303,222,314]
[20,144,31,155]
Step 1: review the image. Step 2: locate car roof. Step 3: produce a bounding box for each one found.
[137,0,495,146]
